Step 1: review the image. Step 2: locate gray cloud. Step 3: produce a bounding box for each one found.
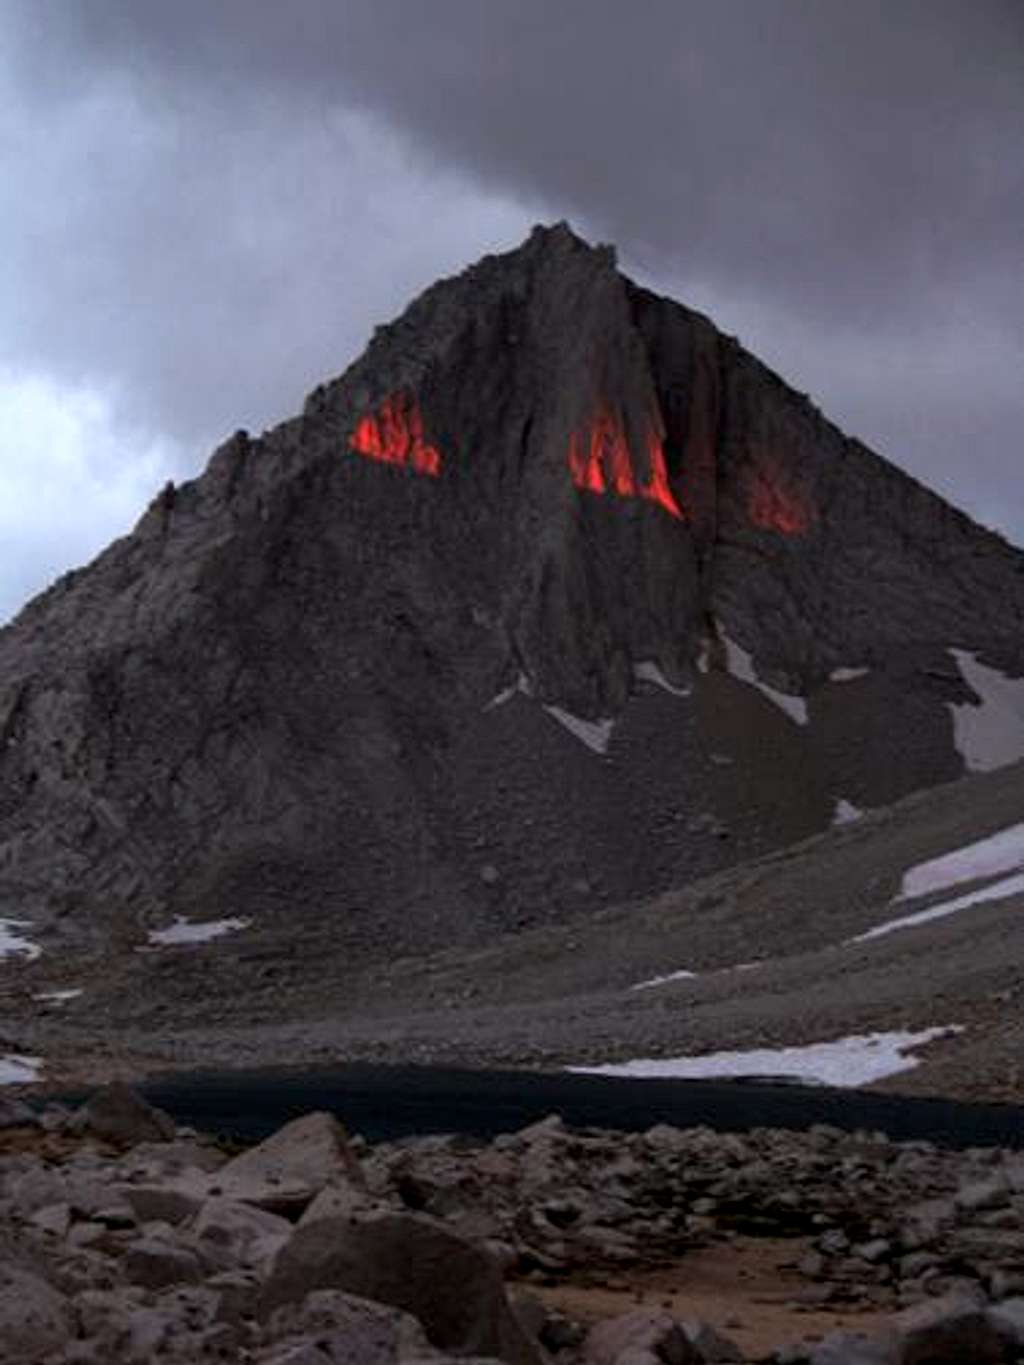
[1,0,1021,621]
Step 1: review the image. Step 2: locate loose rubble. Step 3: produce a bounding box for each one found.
[2,1086,1024,1361]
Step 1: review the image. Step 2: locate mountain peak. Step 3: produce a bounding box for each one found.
[1,231,1023,962]
[525,218,615,259]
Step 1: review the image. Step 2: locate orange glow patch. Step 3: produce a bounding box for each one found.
[639,431,683,519]
[748,467,810,535]
[568,403,683,520]
[568,429,606,494]
[349,393,441,477]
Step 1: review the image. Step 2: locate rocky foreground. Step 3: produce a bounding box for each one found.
[1,1087,1024,1362]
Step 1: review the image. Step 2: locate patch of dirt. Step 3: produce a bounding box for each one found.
[527,1235,892,1358]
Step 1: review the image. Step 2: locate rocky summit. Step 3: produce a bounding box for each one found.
[2,223,1024,968]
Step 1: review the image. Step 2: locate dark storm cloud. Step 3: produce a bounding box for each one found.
[45,0,1023,320]
[1,3,536,451]
[2,0,1022,608]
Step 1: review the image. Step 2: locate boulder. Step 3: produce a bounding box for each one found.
[0,1261,72,1359]
[297,1182,381,1227]
[682,1318,745,1362]
[122,1237,204,1289]
[73,1083,176,1146]
[192,1195,293,1268]
[72,1282,236,1364]
[956,1178,1009,1214]
[28,1201,72,1239]
[7,1162,68,1217]
[261,1211,541,1365]
[254,1344,336,1365]
[807,1331,894,1365]
[885,1292,1004,1365]
[119,1179,207,1226]
[213,1111,364,1215]
[988,1295,1024,1347]
[265,1289,434,1362]
[118,1138,229,1177]
[585,1309,702,1365]
[0,1095,38,1130]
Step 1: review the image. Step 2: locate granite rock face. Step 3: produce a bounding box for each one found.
[1,223,1023,959]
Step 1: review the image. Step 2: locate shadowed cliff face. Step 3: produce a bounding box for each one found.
[1,224,1023,958]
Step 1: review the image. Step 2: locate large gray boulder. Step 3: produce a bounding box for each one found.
[122,1237,204,1290]
[263,1289,434,1363]
[212,1111,364,1215]
[807,1331,895,1365]
[0,1262,72,1360]
[73,1084,176,1147]
[585,1309,702,1365]
[261,1212,541,1365]
[885,1292,1005,1365]
[192,1195,293,1269]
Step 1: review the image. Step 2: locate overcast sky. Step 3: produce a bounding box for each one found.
[2,1,1021,623]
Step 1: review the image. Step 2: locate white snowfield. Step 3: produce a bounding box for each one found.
[545,658,695,752]
[486,674,617,755]
[147,916,251,946]
[542,705,615,755]
[630,959,767,990]
[34,989,83,1004]
[486,673,531,710]
[852,872,1024,944]
[721,636,809,726]
[830,667,870,683]
[0,1054,42,1084]
[570,1026,960,1087]
[0,919,41,961]
[900,822,1024,901]
[849,821,1024,943]
[832,798,864,826]
[950,649,1024,773]
[631,967,699,991]
[633,660,691,697]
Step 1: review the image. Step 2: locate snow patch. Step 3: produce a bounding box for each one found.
[486,673,532,710]
[631,967,699,991]
[0,1054,42,1084]
[0,919,41,961]
[722,636,809,726]
[832,799,864,826]
[148,917,251,946]
[34,989,82,1004]
[634,661,690,697]
[899,823,1024,902]
[949,649,1024,773]
[851,871,1024,943]
[543,706,614,755]
[487,674,615,754]
[569,1026,961,1087]
[830,667,870,683]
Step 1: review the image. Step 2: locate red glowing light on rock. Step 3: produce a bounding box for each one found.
[567,403,682,520]
[349,393,441,477]
[747,468,810,535]
[568,429,606,494]
[640,431,683,519]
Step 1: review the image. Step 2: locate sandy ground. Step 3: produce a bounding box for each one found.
[527,1236,893,1359]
